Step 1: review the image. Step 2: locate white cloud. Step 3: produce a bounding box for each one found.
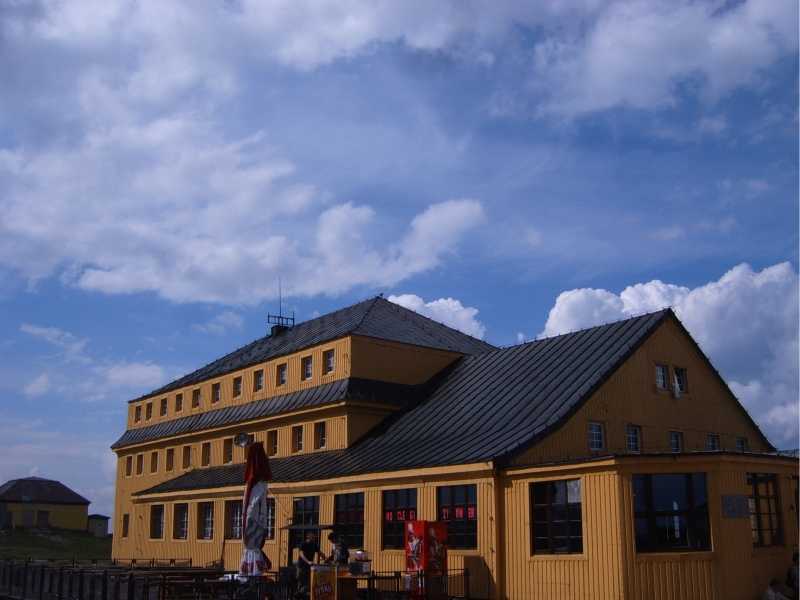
[23,373,51,398]
[531,0,798,117]
[387,294,486,339]
[19,323,89,363]
[193,311,245,335]
[99,362,166,390]
[541,262,799,446]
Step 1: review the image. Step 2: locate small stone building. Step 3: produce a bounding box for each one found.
[0,477,89,531]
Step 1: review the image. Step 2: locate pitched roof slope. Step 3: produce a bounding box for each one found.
[113,378,421,449]
[133,297,494,402]
[138,310,674,494]
[0,477,90,505]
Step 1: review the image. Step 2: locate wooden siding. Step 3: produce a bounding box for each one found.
[513,318,770,466]
[349,336,463,385]
[127,337,351,429]
[3,502,88,531]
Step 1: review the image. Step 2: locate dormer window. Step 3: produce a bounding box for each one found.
[276,364,287,387]
[253,370,264,392]
[160,397,167,417]
[192,389,201,408]
[301,356,313,381]
[175,393,183,412]
[233,376,242,398]
[323,350,335,375]
[134,405,142,422]
[212,382,221,404]
[655,364,669,390]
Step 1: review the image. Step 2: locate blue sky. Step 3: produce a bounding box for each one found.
[0,0,797,518]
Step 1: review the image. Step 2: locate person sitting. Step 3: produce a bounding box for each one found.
[328,532,350,567]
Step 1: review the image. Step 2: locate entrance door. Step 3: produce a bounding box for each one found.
[36,511,49,528]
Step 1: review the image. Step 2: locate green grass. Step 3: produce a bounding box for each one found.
[0,528,112,560]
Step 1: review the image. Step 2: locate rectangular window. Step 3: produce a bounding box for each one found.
[292,426,303,453]
[201,442,211,466]
[267,430,278,456]
[437,484,478,549]
[531,479,582,554]
[225,500,243,539]
[736,437,749,453]
[175,393,183,412]
[253,369,264,392]
[705,434,720,451]
[122,514,130,538]
[212,382,221,403]
[173,503,188,540]
[198,502,214,540]
[674,367,688,393]
[125,456,133,477]
[670,431,683,454]
[192,389,201,408]
[265,498,276,540]
[301,356,313,381]
[136,454,144,475]
[166,448,174,471]
[134,405,142,422]
[182,446,191,469]
[633,473,711,552]
[748,473,783,547]
[323,350,335,374]
[160,397,167,416]
[626,424,642,453]
[223,438,233,464]
[290,497,319,550]
[233,376,242,397]
[150,451,159,473]
[655,364,669,390]
[382,489,418,549]
[145,402,153,420]
[334,493,365,549]
[314,422,326,450]
[276,364,287,386]
[588,422,605,452]
[150,504,164,539]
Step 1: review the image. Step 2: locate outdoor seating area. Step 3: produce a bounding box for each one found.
[0,558,470,600]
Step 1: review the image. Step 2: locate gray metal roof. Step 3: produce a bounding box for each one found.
[0,477,90,505]
[113,378,420,450]
[132,297,494,403]
[138,310,679,493]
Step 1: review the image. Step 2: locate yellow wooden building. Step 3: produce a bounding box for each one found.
[0,477,90,531]
[111,297,798,599]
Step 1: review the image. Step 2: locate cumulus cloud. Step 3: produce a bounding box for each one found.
[388,294,486,339]
[540,262,799,446]
[193,311,245,335]
[23,373,51,398]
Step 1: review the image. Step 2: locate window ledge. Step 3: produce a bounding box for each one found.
[635,550,714,561]
[529,554,587,563]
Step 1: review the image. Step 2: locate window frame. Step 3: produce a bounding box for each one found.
[301,356,313,381]
[290,496,319,549]
[276,363,287,387]
[150,451,159,473]
[192,389,201,408]
[166,448,174,472]
[225,500,244,540]
[149,504,165,540]
[223,438,234,464]
[125,456,133,477]
[292,425,304,453]
[632,473,711,553]
[530,478,583,555]
[437,484,478,550]
[747,473,783,547]
[182,446,191,469]
[626,424,642,453]
[201,442,211,466]
[674,367,689,394]
[314,421,326,450]
[122,513,130,538]
[655,364,669,390]
[705,434,721,451]
[136,454,144,475]
[334,492,365,549]
[233,376,242,398]
[669,431,684,454]
[175,393,183,413]
[382,488,417,550]
[588,421,605,452]
[160,397,167,417]
[211,382,221,404]
[173,503,189,540]
[145,402,153,420]
[323,349,335,375]
[198,502,214,540]
[134,405,142,422]
[736,437,749,453]
[253,369,264,392]
[267,430,278,456]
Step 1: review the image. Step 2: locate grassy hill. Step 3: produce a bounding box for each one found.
[0,528,112,560]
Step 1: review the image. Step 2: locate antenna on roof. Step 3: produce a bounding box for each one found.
[267,276,294,336]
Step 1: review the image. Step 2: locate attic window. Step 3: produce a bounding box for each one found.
[626,424,642,453]
[145,402,153,420]
[160,397,167,417]
[301,356,313,381]
[233,376,242,397]
[655,364,669,390]
[736,437,749,453]
[276,364,287,387]
[323,350,335,375]
[192,389,201,408]
[674,367,688,394]
[175,393,183,412]
[253,369,264,392]
[588,422,605,452]
[212,383,221,404]
[705,434,720,451]
[134,405,142,422]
